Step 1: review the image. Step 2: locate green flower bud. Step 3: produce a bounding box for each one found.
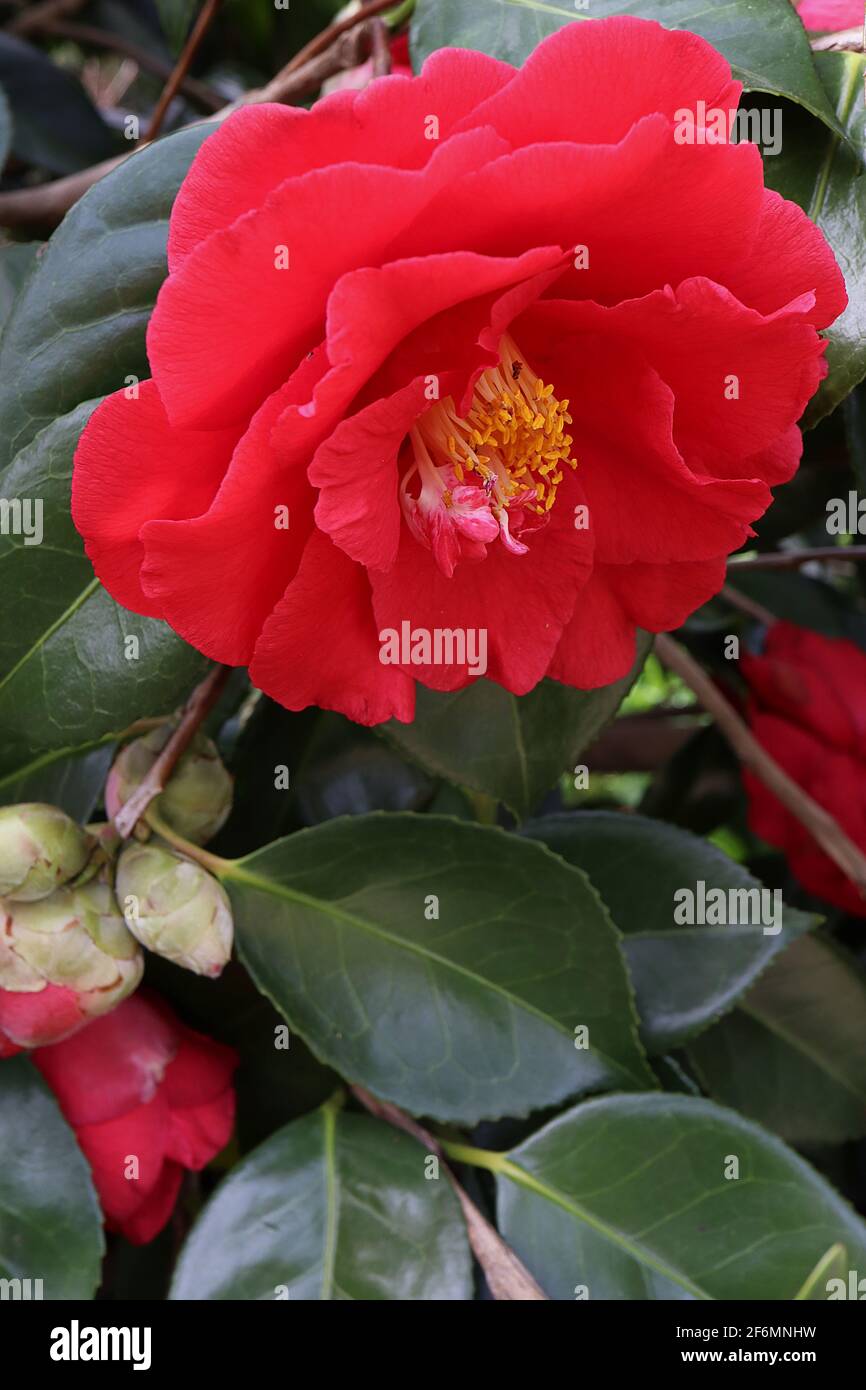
[106,727,233,845]
[116,842,233,978]
[0,803,93,902]
[0,877,143,1037]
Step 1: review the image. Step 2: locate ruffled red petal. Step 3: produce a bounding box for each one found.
[370,469,593,695]
[168,46,514,267]
[453,16,741,148]
[72,380,237,618]
[250,529,415,725]
[113,1161,185,1245]
[395,119,766,308]
[551,556,726,690]
[149,129,509,431]
[520,281,825,481]
[140,356,325,666]
[514,320,769,566]
[73,1098,171,1219]
[33,993,178,1126]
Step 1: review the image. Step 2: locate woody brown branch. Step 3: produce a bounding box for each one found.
[655,632,866,901]
[730,545,866,569]
[0,10,386,228]
[144,0,223,142]
[266,0,403,86]
[112,664,230,839]
[351,1085,548,1301]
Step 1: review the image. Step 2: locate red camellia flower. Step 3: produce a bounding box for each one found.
[796,1,863,31]
[72,18,845,725]
[33,992,237,1244]
[742,621,866,916]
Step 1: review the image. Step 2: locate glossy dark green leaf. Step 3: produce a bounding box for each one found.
[0,744,114,820]
[0,1057,104,1299]
[228,813,654,1122]
[0,241,40,329]
[0,583,206,784]
[384,635,651,820]
[0,402,101,675]
[0,120,215,470]
[170,1103,472,1300]
[411,0,845,138]
[523,812,814,1051]
[0,34,122,176]
[687,936,866,1145]
[762,53,866,424]
[492,1093,866,1300]
[0,402,207,783]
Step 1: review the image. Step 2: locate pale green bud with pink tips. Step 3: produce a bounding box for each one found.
[0,803,93,902]
[106,726,233,845]
[116,842,233,978]
[0,877,143,1048]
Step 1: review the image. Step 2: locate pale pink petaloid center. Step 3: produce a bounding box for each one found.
[399,334,576,577]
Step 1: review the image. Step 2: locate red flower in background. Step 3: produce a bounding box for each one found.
[796,1,864,31]
[73,18,844,725]
[742,621,866,916]
[389,32,413,75]
[0,981,77,1055]
[34,992,237,1244]
[0,980,114,1054]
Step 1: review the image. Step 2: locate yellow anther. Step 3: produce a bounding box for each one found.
[408,331,577,535]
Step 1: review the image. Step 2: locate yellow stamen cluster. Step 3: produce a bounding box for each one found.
[416,334,576,517]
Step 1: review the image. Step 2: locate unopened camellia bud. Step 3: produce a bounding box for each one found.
[106,727,233,845]
[116,842,233,978]
[0,877,143,1049]
[0,803,93,902]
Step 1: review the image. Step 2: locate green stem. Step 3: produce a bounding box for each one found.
[144,807,236,878]
[385,0,416,27]
[440,1137,708,1298]
[321,1088,347,1117]
[808,51,861,223]
[439,1139,510,1173]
